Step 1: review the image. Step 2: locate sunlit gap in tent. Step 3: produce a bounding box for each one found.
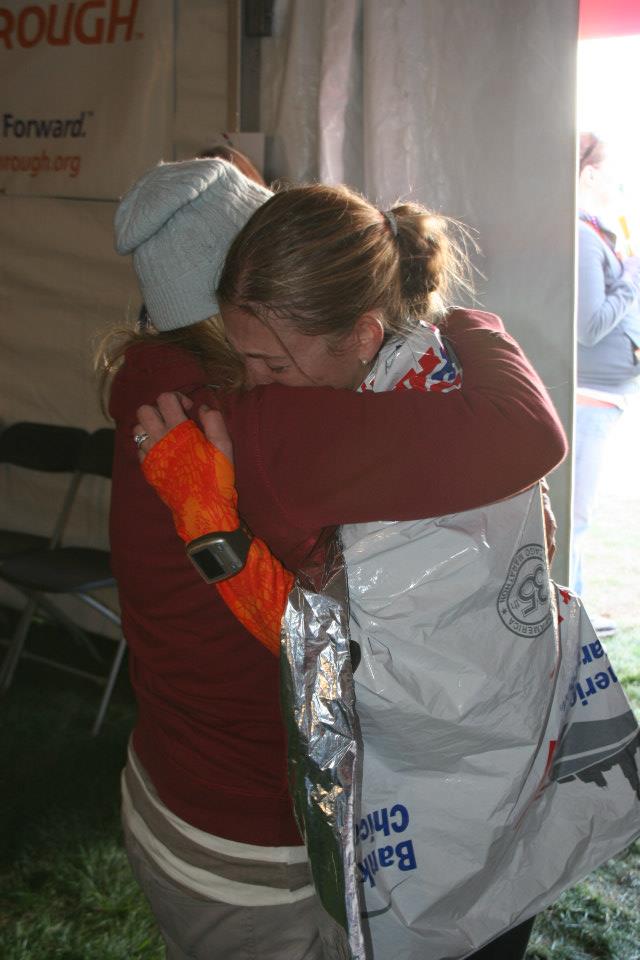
[573,1,640,635]
[578,34,640,249]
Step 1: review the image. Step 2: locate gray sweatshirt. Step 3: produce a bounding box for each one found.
[577,220,640,394]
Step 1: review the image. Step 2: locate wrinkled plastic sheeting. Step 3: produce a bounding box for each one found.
[281,533,365,960]
[281,489,640,960]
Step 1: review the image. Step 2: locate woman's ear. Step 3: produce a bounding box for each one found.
[353,312,385,364]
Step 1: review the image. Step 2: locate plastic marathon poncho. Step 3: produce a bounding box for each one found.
[281,322,640,960]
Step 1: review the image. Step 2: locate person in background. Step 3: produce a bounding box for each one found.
[198,143,268,188]
[107,158,566,960]
[572,132,640,634]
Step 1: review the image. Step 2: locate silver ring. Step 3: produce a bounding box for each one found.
[134,432,150,448]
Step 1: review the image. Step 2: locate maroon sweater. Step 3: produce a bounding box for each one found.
[109,309,567,847]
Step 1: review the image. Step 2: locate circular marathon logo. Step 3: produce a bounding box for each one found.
[497,543,552,637]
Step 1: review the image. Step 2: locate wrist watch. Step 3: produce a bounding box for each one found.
[186,527,253,583]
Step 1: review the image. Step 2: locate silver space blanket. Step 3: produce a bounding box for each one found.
[280,327,640,960]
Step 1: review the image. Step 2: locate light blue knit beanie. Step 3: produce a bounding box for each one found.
[114,158,272,331]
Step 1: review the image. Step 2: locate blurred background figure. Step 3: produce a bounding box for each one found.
[198,144,267,187]
[572,132,640,634]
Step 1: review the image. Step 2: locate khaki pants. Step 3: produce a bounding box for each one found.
[125,829,534,959]
[124,830,324,960]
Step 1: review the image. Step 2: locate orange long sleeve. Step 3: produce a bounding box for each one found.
[142,420,293,656]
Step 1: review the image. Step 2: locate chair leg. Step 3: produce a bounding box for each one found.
[36,595,103,662]
[91,635,127,737]
[0,595,39,693]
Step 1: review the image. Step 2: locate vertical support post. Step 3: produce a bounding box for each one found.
[227,0,242,131]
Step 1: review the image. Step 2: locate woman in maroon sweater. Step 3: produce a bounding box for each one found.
[109,160,566,960]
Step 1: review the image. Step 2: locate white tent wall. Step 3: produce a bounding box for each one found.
[1,0,577,637]
[0,0,229,630]
[0,195,137,627]
[261,0,577,582]
[174,0,230,160]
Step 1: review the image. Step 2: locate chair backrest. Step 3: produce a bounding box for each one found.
[75,428,115,479]
[0,422,88,472]
[0,422,92,550]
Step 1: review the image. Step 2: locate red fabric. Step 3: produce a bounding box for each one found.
[580,0,640,39]
[109,309,567,847]
[226,309,568,569]
[109,345,299,846]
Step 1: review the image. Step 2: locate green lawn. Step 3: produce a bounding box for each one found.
[1,443,639,959]
[0,619,163,960]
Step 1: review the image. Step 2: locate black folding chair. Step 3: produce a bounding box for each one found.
[0,427,126,735]
[0,421,89,561]
[0,422,88,694]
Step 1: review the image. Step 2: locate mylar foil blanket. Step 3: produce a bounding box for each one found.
[280,330,640,960]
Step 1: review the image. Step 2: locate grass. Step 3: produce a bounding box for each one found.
[0,615,163,959]
[1,403,639,960]
[4,839,162,960]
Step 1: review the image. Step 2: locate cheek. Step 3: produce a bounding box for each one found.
[244,360,275,387]
[326,352,364,389]
[302,341,355,388]
[278,369,317,386]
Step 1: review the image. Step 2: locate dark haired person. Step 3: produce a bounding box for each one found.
[198,143,267,188]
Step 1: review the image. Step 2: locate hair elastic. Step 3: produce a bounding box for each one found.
[383,210,398,237]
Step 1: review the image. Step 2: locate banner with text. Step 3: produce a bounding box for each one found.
[0,0,174,200]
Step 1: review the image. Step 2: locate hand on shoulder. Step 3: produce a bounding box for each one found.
[134,391,234,465]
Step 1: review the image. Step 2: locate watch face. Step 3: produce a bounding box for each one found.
[188,536,245,583]
[193,547,227,582]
